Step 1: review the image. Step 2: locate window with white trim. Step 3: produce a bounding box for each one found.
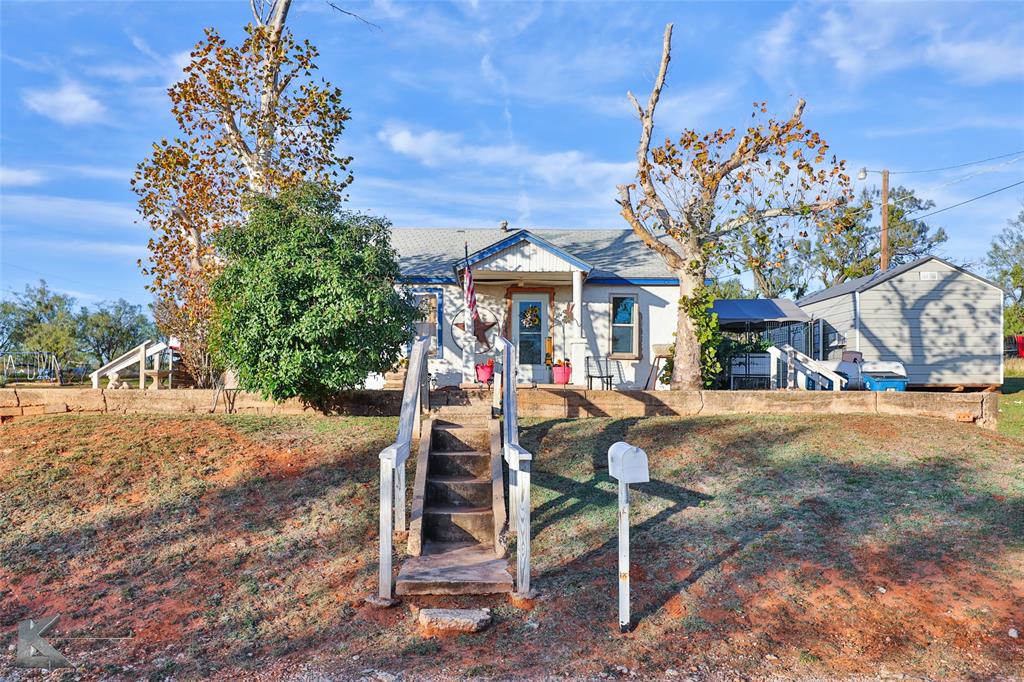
[412,290,442,357]
[610,294,639,358]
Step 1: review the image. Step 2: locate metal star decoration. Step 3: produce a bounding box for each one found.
[454,316,497,349]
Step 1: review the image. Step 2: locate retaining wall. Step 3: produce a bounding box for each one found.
[512,388,999,429]
[0,387,999,429]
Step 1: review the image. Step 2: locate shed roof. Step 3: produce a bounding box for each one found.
[797,255,1004,307]
[390,228,678,281]
[711,298,810,328]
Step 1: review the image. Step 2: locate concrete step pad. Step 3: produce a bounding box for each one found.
[426,474,492,508]
[428,451,490,478]
[432,424,490,452]
[423,506,494,544]
[396,542,513,595]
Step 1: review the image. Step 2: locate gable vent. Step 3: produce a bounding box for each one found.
[919,271,939,281]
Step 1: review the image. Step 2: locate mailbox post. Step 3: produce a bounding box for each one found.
[607,441,649,633]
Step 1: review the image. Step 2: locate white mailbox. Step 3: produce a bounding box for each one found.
[607,441,649,484]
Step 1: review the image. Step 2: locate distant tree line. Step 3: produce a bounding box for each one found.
[0,281,155,383]
[709,185,948,300]
[708,199,1024,338]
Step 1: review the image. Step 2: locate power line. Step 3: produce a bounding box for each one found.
[890,150,1024,175]
[712,179,1023,284]
[910,179,1024,220]
[919,154,1024,192]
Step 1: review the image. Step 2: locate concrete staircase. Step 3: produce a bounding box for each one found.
[395,403,513,596]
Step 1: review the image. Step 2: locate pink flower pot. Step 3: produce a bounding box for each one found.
[475,365,494,383]
[552,365,571,385]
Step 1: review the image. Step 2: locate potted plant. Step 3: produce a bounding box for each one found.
[475,357,495,384]
[552,359,571,385]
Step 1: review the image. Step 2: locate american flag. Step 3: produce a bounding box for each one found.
[464,243,479,322]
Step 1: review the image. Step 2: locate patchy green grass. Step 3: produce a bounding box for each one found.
[1,412,1022,680]
[1001,377,1024,440]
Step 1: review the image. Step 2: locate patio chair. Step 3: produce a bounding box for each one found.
[585,356,616,390]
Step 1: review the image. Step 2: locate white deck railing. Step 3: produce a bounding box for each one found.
[768,344,847,391]
[90,340,168,389]
[377,336,430,602]
[497,336,533,596]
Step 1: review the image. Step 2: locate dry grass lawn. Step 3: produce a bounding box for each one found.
[0,412,1022,681]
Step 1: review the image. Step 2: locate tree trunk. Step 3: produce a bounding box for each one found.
[671,268,705,391]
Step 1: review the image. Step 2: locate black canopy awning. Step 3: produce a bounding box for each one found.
[711,298,810,332]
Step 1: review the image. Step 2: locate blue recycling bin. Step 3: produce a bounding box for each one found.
[862,371,908,392]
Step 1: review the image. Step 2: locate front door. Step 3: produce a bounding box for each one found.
[512,295,548,384]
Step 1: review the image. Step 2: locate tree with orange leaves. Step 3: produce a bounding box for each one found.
[132,0,352,385]
[618,24,853,390]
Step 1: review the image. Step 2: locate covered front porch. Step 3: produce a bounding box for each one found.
[402,230,673,391]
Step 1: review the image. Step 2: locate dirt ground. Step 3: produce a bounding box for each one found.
[0,412,1021,681]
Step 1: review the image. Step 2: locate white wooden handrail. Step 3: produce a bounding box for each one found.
[769,344,847,391]
[377,335,430,603]
[89,340,169,389]
[498,336,533,596]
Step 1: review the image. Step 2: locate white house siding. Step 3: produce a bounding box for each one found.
[798,295,855,361]
[800,260,1003,386]
[473,240,584,274]
[856,261,1003,385]
[581,284,679,389]
[375,281,680,389]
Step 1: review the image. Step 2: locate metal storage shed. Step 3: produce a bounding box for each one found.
[797,255,1005,388]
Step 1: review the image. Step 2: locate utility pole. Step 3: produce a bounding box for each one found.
[858,166,892,273]
[880,169,890,272]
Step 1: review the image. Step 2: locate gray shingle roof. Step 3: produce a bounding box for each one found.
[797,255,1004,307]
[390,228,677,280]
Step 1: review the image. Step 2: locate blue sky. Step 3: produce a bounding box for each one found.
[1,0,1022,307]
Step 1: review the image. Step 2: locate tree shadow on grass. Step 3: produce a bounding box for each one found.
[516,414,1024,671]
[0,417,394,677]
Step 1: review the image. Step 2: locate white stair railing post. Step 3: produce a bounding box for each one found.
[138,341,148,390]
[515,449,532,594]
[394,445,407,533]
[371,336,429,607]
[378,444,397,601]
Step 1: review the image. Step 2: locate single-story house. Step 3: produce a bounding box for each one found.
[797,255,1005,388]
[383,226,681,389]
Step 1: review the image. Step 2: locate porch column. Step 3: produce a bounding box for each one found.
[570,270,587,386]
[462,270,476,385]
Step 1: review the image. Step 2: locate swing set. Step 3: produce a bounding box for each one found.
[1,351,62,383]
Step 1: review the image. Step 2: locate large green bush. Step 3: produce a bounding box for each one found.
[210,184,418,403]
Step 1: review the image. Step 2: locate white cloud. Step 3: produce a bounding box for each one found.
[23,81,106,125]
[924,35,1024,84]
[5,237,147,260]
[53,164,132,182]
[756,4,1024,87]
[1,194,137,229]
[378,126,462,167]
[0,166,46,187]
[377,123,634,194]
[863,114,1024,138]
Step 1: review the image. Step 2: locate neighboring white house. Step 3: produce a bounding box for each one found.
[382,226,681,389]
[798,255,1005,388]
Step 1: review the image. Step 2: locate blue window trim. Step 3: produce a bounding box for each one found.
[453,230,594,276]
[410,286,444,359]
[587,276,679,285]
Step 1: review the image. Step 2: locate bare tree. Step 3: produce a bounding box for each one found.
[617,24,851,389]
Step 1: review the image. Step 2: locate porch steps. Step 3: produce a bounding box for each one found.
[396,410,512,596]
